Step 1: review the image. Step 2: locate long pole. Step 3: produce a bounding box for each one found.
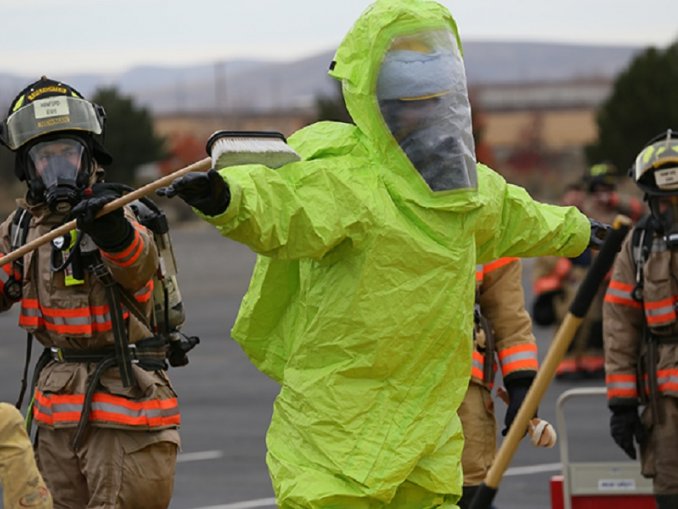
[0,157,212,268]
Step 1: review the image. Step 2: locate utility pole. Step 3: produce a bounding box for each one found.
[214,61,227,128]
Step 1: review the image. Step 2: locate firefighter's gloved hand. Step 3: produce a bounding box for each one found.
[156,169,230,216]
[71,183,133,252]
[610,406,645,460]
[502,377,536,436]
[588,218,611,250]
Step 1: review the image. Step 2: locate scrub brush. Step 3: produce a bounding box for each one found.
[206,130,301,170]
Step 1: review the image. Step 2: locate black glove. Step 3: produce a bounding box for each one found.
[610,405,645,460]
[502,377,535,436]
[588,218,611,250]
[156,169,230,216]
[70,182,133,252]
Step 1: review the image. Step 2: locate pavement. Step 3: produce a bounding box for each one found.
[0,224,638,509]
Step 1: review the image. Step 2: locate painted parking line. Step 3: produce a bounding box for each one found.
[177,450,224,463]
[191,498,277,509]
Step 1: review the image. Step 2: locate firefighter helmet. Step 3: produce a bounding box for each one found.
[632,129,678,197]
[0,76,112,176]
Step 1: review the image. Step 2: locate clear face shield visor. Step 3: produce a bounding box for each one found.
[376,29,477,192]
[2,95,104,151]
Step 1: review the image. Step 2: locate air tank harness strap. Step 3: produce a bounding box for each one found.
[90,262,136,388]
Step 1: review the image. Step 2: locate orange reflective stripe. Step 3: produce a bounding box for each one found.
[33,389,180,428]
[605,280,642,309]
[606,373,638,400]
[483,257,518,275]
[102,229,141,261]
[533,258,572,294]
[656,369,678,393]
[498,343,538,376]
[533,276,560,295]
[19,298,129,335]
[101,229,144,267]
[644,296,677,325]
[471,350,484,382]
[475,265,483,282]
[134,279,154,303]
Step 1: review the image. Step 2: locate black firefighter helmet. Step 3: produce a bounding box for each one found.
[0,77,113,211]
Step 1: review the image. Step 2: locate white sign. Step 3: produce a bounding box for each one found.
[33,97,69,119]
[598,479,637,491]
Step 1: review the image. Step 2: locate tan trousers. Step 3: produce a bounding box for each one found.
[36,426,179,509]
[640,395,678,495]
[458,383,496,486]
[0,403,52,508]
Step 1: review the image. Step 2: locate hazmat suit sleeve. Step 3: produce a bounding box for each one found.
[198,161,371,260]
[475,165,589,263]
[603,234,644,407]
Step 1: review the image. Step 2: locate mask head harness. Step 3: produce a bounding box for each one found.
[631,129,678,248]
[0,76,112,212]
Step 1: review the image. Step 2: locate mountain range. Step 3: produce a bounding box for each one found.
[0,41,643,114]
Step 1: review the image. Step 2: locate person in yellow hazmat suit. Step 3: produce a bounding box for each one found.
[159,1,605,507]
[0,403,52,508]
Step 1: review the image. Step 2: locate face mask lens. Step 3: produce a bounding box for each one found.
[376,29,477,192]
[27,139,85,188]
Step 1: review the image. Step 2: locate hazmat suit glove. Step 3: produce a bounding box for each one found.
[156,169,230,216]
[502,376,536,436]
[609,405,645,460]
[588,217,611,250]
[70,183,133,252]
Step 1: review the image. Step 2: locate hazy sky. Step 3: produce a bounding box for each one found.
[2,0,677,76]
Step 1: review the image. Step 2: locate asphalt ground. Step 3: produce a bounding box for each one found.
[0,224,638,509]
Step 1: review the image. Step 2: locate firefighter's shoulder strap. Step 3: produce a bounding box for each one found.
[630,214,656,302]
[474,287,496,385]
[629,214,663,422]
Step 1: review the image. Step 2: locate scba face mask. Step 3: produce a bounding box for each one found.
[26,137,91,213]
[650,195,678,249]
[377,29,477,192]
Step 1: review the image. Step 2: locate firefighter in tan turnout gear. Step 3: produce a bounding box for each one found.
[603,130,678,509]
[0,77,180,508]
[0,403,52,508]
[458,257,556,508]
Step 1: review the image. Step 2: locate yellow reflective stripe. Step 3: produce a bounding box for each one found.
[12,95,25,112]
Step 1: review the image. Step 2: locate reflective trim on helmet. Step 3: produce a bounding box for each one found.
[4,96,103,150]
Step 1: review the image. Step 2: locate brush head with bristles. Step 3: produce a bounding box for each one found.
[206,130,301,170]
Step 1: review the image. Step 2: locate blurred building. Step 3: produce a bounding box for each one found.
[154,109,316,143]
[472,78,612,200]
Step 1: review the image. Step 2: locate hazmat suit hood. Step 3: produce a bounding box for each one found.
[330,0,478,210]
